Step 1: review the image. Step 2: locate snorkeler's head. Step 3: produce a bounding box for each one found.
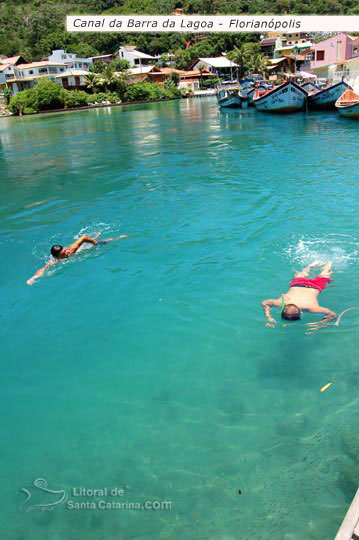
[281,303,301,321]
[51,245,65,258]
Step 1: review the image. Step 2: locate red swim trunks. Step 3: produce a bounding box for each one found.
[290,276,332,292]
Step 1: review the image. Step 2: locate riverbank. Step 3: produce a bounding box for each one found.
[0,96,182,118]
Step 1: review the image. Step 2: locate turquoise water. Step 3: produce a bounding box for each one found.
[1,99,359,539]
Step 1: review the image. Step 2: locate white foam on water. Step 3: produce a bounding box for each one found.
[75,221,113,240]
[286,235,359,271]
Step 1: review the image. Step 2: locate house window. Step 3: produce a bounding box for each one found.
[39,68,48,74]
[121,52,124,57]
[134,59,140,65]
[316,50,325,61]
[75,76,81,85]
[29,70,33,74]
[62,77,69,86]
[60,68,64,72]
[49,67,58,74]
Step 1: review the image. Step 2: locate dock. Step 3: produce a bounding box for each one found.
[335,489,359,539]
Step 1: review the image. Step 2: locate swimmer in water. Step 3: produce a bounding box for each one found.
[27,233,127,285]
[262,260,336,326]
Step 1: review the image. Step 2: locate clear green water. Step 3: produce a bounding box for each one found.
[1,99,359,539]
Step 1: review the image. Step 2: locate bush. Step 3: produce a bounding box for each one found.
[34,79,63,110]
[60,88,91,108]
[95,92,119,103]
[201,77,220,89]
[3,86,12,105]
[9,89,38,115]
[124,82,180,103]
[23,107,37,114]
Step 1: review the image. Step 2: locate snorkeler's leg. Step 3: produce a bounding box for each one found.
[318,261,333,278]
[295,260,324,278]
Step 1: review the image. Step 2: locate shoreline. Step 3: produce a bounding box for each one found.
[0,96,182,118]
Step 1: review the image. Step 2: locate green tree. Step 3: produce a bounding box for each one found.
[98,65,118,92]
[197,63,205,88]
[33,79,62,110]
[110,58,131,72]
[3,86,12,105]
[227,46,248,80]
[83,72,100,93]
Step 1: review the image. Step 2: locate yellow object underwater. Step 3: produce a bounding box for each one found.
[320,382,333,393]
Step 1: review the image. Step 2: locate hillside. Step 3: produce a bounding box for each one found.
[1,0,358,62]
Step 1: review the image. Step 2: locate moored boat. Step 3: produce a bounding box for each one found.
[253,80,307,113]
[217,85,245,108]
[335,88,359,118]
[247,83,267,106]
[308,80,351,109]
[300,81,319,94]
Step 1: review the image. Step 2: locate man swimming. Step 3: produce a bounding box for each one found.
[27,233,127,285]
[262,260,336,325]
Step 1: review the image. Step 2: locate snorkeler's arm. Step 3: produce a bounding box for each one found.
[309,306,336,322]
[26,260,56,285]
[262,298,282,322]
[67,235,97,255]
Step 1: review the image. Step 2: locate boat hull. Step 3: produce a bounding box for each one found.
[218,94,242,108]
[336,102,359,118]
[308,81,350,109]
[253,81,307,113]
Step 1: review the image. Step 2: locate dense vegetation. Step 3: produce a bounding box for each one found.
[8,77,181,115]
[1,0,358,66]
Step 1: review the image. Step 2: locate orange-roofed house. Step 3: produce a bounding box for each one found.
[0,55,26,66]
[160,68,213,92]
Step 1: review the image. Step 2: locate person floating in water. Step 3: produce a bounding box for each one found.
[262,260,336,326]
[27,234,127,285]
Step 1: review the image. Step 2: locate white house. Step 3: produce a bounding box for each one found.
[6,61,68,94]
[0,64,15,89]
[55,69,90,88]
[6,56,92,95]
[47,50,93,70]
[118,46,155,67]
[191,57,239,79]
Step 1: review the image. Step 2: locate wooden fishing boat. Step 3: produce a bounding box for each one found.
[308,80,351,109]
[335,88,359,118]
[253,80,307,113]
[217,85,246,108]
[300,81,319,94]
[247,83,267,106]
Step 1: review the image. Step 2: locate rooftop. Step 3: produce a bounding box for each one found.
[55,69,89,77]
[0,55,22,65]
[16,61,66,69]
[196,57,239,68]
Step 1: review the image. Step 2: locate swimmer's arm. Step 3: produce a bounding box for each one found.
[309,307,336,322]
[27,260,56,285]
[67,235,97,255]
[262,298,282,322]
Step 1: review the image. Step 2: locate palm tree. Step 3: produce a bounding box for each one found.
[198,63,205,88]
[227,46,248,80]
[98,65,118,93]
[83,72,100,93]
[247,54,269,78]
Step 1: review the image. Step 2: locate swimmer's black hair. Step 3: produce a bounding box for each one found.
[51,245,63,258]
[281,304,301,321]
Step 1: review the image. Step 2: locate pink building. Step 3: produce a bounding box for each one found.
[310,33,355,69]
